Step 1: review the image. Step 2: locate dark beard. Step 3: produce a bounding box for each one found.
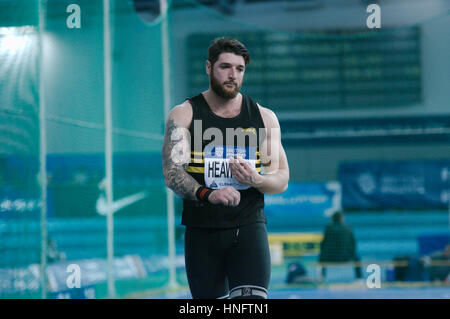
[210,71,241,99]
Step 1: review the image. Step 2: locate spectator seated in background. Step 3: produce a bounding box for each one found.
[285,261,319,285]
[319,211,362,280]
[421,244,450,283]
[47,238,66,264]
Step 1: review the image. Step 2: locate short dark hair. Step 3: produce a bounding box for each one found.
[332,211,344,224]
[208,37,250,67]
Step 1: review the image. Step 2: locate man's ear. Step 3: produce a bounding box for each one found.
[206,60,211,76]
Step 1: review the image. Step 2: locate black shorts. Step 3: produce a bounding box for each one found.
[184,222,271,299]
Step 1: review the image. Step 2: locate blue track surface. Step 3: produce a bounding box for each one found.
[149,286,450,299]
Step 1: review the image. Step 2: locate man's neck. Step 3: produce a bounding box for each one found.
[203,90,242,118]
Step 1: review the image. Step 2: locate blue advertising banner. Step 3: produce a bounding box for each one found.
[0,255,146,296]
[0,264,40,295]
[46,255,146,293]
[265,182,341,230]
[339,161,450,210]
[0,186,54,219]
[49,286,96,299]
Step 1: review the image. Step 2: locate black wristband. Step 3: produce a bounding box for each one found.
[196,186,213,202]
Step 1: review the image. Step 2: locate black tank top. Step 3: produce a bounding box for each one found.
[182,93,266,228]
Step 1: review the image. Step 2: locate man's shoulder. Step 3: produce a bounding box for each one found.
[173,99,193,113]
[168,100,193,128]
[256,103,279,129]
[256,103,275,117]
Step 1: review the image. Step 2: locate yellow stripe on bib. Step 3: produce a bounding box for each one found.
[186,166,204,173]
[191,151,204,156]
[190,158,204,164]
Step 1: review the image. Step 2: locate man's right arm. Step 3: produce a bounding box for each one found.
[162,102,200,201]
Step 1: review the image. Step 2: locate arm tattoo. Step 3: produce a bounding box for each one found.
[162,118,199,201]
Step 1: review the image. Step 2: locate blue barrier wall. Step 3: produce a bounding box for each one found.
[339,160,450,210]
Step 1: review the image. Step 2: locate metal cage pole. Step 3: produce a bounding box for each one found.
[103,0,116,299]
[38,0,48,300]
[160,0,178,290]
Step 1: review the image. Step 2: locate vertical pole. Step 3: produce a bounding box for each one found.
[160,0,178,289]
[447,184,450,237]
[103,0,116,298]
[38,0,48,300]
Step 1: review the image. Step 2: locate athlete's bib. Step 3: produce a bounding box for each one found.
[204,145,256,190]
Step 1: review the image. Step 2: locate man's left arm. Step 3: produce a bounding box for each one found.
[229,106,289,194]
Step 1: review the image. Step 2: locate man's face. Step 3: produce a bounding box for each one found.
[208,52,245,99]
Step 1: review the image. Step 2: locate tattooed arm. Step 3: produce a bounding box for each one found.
[162,102,200,201]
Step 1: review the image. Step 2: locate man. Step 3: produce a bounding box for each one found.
[162,37,289,299]
[423,244,450,282]
[319,211,362,280]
